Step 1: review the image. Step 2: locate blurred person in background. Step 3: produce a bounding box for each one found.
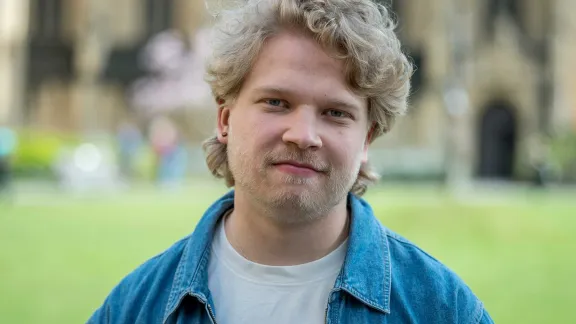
[527,133,551,187]
[116,121,144,181]
[0,125,17,198]
[149,116,188,187]
[89,1,493,323]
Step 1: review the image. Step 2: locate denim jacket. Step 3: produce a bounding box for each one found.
[88,191,493,323]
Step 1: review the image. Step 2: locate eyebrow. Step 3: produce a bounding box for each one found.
[252,86,294,98]
[251,86,362,112]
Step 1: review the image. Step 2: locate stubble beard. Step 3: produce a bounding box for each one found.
[228,146,360,225]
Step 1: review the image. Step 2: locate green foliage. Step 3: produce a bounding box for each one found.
[132,146,157,181]
[11,130,81,178]
[8,128,158,181]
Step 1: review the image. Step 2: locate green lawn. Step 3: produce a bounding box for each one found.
[1,181,575,323]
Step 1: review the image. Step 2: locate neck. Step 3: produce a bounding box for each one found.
[225,190,350,266]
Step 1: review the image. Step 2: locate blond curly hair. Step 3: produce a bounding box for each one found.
[203,0,413,196]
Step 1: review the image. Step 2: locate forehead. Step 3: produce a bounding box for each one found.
[240,31,366,110]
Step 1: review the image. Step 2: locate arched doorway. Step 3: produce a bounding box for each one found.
[477,101,517,179]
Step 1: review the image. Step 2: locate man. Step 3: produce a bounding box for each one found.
[89,0,493,323]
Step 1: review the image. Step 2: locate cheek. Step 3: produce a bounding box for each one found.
[232,109,264,135]
[230,113,276,154]
[328,135,365,166]
[246,115,281,144]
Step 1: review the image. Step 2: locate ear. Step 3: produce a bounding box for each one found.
[217,104,231,144]
[362,123,376,163]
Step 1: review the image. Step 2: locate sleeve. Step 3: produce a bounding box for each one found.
[84,273,138,324]
[85,276,144,324]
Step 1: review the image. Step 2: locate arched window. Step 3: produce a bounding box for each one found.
[477,101,517,179]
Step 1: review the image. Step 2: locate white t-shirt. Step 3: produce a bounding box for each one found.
[207,216,348,324]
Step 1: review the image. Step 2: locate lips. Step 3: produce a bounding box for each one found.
[274,160,320,172]
[273,162,320,177]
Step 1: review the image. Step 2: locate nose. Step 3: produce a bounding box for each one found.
[281,107,322,150]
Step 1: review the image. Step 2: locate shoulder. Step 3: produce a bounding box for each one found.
[87,236,191,324]
[383,228,491,323]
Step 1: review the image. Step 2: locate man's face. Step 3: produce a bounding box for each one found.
[218,30,371,222]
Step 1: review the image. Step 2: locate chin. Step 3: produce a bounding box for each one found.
[271,172,320,186]
[266,187,310,202]
[270,178,319,197]
[264,188,324,213]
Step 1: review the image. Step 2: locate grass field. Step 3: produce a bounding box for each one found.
[1,181,575,323]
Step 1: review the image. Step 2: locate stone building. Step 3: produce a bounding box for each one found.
[0,0,213,138]
[373,0,576,183]
[0,0,574,182]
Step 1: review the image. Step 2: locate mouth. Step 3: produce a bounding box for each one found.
[274,160,319,171]
[272,160,323,176]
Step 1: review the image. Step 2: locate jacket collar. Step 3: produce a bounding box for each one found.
[336,195,391,313]
[163,191,235,321]
[164,190,391,320]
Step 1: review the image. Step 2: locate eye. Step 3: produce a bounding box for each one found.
[264,99,288,108]
[325,109,351,119]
